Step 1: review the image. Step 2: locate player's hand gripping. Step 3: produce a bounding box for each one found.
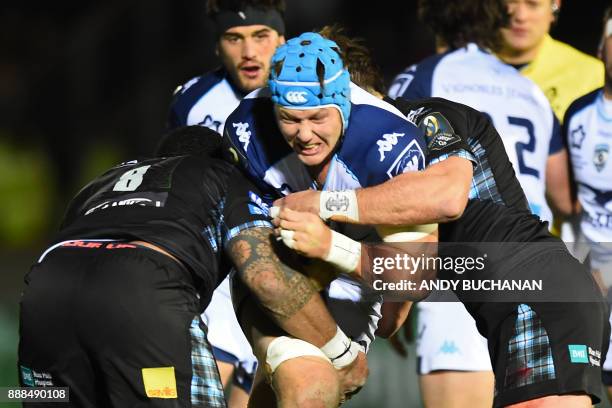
[273,190,321,216]
[271,207,332,260]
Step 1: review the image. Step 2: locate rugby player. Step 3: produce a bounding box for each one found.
[250,31,609,408]
[498,0,603,121]
[564,7,612,401]
[385,0,572,404]
[167,1,286,403]
[18,126,366,407]
[498,0,605,243]
[222,30,457,406]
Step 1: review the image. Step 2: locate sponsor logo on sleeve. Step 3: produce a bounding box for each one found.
[20,366,34,386]
[19,366,55,386]
[568,344,589,363]
[419,112,461,152]
[142,367,178,399]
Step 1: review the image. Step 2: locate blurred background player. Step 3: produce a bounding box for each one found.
[498,0,604,120]
[498,0,605,243]
[387,0,571,406]
[564,6,612,402]
[166,1,285,405]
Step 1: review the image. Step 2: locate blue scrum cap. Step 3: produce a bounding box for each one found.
[269,32,351,130]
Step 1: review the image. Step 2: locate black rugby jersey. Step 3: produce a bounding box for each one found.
[55,155,271,307]
[388,96,553,244]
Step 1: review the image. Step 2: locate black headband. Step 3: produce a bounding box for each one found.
[213,6,285,37]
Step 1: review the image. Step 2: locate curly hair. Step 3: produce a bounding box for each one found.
[318,24,385,94]
[207,0,285,16]
[417,0,509,51]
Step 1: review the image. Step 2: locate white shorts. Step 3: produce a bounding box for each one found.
[201,276,258,377]
[323,275,382,352]
[416,302,491,375]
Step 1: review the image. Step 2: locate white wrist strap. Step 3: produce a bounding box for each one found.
[319,190,359,222]
[325,230,361,273]
[266,336,330,376]
[321,326,359,369]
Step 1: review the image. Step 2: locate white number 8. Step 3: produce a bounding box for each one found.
[113,165,151,191]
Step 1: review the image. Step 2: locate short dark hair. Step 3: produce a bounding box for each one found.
[318,24,385,95]
[207,0,285,17]
[156,126,223,158]
[418,0,509,51]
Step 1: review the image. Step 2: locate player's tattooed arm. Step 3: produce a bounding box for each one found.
[227,227,337,346]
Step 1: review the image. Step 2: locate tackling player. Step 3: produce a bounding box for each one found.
[267,29,610,408]
[18,126,366,407]
[167,1,286,404]
[387,0,572,404]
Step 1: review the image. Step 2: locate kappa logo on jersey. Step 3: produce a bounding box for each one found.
[285,91,308,104]
[405,107,426,126]
[593,144,609,172]
[570,125,586,149]
[437,340,460,355]
[386,139,425,178]
[377,132,405,161]
[233,122,251,152]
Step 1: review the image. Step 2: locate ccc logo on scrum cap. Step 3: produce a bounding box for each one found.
[285,91,308,104]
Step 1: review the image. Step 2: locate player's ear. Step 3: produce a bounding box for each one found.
[278,34,286,45]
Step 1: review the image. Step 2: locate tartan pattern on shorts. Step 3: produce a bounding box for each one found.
[504,303,556,389]
[190,316,227,408]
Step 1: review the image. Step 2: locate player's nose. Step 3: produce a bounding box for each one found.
[295,123,314,142]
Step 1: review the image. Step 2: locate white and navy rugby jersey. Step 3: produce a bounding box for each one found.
[565,89,612,253]
[224,83,432,348]
[389,44,562,225]
[168,68,246,134]
[224,83,429,201]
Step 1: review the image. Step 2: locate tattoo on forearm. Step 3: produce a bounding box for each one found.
[228,227,316,321]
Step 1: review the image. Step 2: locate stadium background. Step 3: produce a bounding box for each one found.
[0,0,609,406]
